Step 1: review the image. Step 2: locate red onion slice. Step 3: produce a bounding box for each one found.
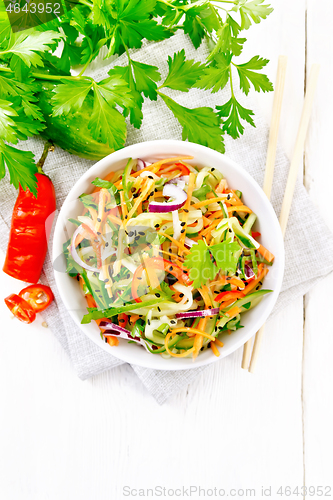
[148,184,187,213]
[175,308,219,319]
[70,226,101,273]
[99,321,151,351]
[184,237,198,248]
[137,158,146,170]
[244,264,255,280]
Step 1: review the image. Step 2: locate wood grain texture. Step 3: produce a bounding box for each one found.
[1,0,331,498]
[303,0,333,490]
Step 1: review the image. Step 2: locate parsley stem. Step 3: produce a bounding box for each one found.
[0,66,91,83]
[36,141,54,174]
[229,66,235,98]
[78,38,94,77]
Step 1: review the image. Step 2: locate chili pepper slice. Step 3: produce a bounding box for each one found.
[4,294,36,324]
[19,284,54,313]
[174,163,190,176]
[131,257,192,303]
[214,290,245,303]
[251,231,261,239]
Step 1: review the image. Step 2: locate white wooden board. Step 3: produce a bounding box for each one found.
[0,0,332,498]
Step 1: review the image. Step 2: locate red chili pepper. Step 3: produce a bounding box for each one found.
[3,143,56,284]
[19,284,54,313]
[215,290,245,303]
[174,163,190,176]
[251,231,261,239]
[131,257,192,303]
[4,294,36,324]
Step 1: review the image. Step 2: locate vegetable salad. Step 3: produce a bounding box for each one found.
[64,156,274,360]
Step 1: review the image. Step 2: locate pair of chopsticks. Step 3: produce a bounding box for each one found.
[242,56,320,373]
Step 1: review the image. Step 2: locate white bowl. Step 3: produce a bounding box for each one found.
[53,140,284,370]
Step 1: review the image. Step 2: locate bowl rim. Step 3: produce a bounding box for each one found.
[53,140,285,370]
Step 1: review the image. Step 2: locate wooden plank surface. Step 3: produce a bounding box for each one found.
[303,0,333,492]
[1,0,331,498]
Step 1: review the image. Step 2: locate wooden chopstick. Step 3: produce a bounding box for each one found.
[241,56,288,370]
[248,63,320,374]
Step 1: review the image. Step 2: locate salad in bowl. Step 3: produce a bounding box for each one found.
[61,149,279,362]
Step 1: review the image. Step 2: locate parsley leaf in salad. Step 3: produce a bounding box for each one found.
[209,241,242,275]
[184,240,218,289]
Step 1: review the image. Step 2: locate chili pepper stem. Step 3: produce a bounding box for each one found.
[36,141,54,174]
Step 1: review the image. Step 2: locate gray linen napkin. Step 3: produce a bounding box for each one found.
[1,33,333,404]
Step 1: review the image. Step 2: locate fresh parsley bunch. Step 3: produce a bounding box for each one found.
[0,0,273,194]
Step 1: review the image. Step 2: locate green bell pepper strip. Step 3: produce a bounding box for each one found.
[228,217,259,249]
[225,314,241,330]
[176,337,195,349]
[81,297,166,323]
[250,249,258,276]
[213,188,228,219]
[193,183,211,201]
[130,322,142,339]
[256,255,274,266]
[81,269,106,310]
[243,213,257,234]
[144,334,184,354]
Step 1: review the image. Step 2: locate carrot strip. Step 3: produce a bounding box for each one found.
[129,314,140,325]
[230,190,242,204]
[208,210,224,220]
[218,299,236,309]
[107,213,123,226]
[258,244,275,263]
[95,188,107,233]
[243,266,269,295]
[224,305,241,319]
[119,191,128,220]
[199,218,223,237]
[202,216,212,227]
[211,341,220,357]
[192,317,208,360]
[143,256,161,290]
[152,246,185,263]
[209,276,245,289]
[107,337,119,346]
[146,156,193,173]
[191,196,228,209]
[178,172,196,256]
[227,205,252,214]
[159,232,190,255]
[171,327,215,341]
[192,285,212,359]
[214,338,224,348]
[164,330,195,358]
[126,179,154,222]
[87,206,98,225]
